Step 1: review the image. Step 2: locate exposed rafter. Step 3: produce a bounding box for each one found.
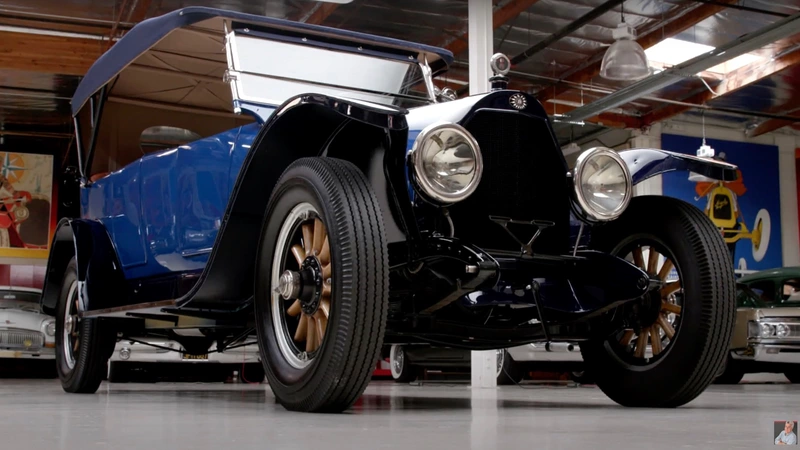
[641,48,800,127]
[443,0,542,57]
[300,3,340,25]
[537,0,739,104]
[0,30,100,76]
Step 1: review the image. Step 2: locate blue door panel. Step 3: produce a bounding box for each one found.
[80,125,257,282]
[81,162,147,269]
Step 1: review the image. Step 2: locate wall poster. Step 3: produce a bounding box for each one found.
[660,133,783,272]
[0,151,56,259]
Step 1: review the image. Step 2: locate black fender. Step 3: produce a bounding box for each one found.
[620,148,739,185]
[176,93,412,310]
[41,218,127,316]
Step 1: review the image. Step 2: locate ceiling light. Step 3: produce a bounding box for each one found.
[645,38,763,75]
[600,22,651,81]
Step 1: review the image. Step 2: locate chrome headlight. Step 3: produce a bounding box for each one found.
[409,122,483,204]
[572,147,632,221]
[43,319,56,337]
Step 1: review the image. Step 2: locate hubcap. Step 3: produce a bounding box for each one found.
[271,203,333,369]
[611,241,683,363]
[62,281,80,370]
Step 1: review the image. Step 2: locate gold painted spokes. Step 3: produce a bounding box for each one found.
[619,245,683,359]
[286,217,332,353]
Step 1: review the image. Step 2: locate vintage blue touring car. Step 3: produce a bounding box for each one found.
[42,7,739,412]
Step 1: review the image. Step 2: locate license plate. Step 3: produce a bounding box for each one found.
[182,353,208,360]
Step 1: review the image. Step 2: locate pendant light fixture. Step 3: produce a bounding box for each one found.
[600,2,651,81]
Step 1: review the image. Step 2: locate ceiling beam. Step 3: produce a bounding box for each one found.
[641,48,800,127]
[0,31,101,76]
[444,0,542,57]
[126,0,153,23]
[559,11,800,123]
[537,0,739,104]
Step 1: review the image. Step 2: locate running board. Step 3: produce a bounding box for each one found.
[80,300,178,319]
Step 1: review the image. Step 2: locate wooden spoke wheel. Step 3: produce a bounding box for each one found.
[271,205,333,366]
[579,196,736,408]
[613,243,683,363]
[256,158,388,413]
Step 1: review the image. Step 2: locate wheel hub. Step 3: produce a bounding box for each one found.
[278,258,324,316]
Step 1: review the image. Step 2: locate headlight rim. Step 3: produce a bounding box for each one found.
[409,121,483,204]
[572,146,632,222]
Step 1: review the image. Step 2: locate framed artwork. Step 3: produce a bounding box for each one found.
[0,151,56,259]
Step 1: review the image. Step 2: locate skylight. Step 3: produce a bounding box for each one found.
[645,38,763,75]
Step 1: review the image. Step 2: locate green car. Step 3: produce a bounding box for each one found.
[715,267,800,384]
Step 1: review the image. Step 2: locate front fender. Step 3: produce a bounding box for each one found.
[619,148,738,185]
[41,218,126,315]
[173,92,410,310]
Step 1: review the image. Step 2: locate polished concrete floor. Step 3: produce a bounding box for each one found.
[0,373,795,449]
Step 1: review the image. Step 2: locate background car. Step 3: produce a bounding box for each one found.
[0,286,56,378]
[715,280,800,384]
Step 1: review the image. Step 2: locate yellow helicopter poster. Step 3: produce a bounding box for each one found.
[660,134,781,272]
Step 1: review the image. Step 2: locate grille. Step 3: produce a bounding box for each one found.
[448,111,570,255]
[0,329,44,350]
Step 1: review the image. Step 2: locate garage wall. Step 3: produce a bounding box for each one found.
[630,120,800,269]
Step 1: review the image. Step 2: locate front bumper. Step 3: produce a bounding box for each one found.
[110,339,261,364]
[733,343,800,364]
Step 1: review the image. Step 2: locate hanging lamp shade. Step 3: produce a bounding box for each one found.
[600,23,651,81]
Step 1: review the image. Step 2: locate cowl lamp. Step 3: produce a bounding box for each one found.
[600,22,651,81]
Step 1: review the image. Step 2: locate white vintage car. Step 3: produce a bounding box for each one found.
[0,286,56,370]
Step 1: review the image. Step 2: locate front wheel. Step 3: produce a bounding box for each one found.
[55,258,116,393]
[581,196,736,408]
[255,157,388,413]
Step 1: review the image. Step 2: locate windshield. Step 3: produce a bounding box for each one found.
[0,290,41,311]
[227,32,432,109]
[737,284,766,308]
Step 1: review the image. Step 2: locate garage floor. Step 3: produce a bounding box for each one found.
[0,374,794,449]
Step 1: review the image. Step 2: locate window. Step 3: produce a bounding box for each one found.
[781,278,800,300]
[748,281,776,303]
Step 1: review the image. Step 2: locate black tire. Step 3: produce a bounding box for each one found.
[497,350,523,385]
[714,358,745,385]
[240,363,265,383]
[581,196,736,408]
[255,157,388,413]
[389,345,418,383]
[784,370,800,384]
[570,370,594,385]
[55,258,116,393]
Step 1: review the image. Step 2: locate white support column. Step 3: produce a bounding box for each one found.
[467,0,497,389]
[776,135,800,267]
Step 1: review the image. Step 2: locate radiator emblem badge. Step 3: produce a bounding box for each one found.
[509,93,527,110]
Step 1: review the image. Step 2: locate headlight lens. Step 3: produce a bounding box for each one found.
[573,147,632,221]
[44,320,56,337]
[776,323,791,338]
[760,322,775,338]
[410,122,483,204]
